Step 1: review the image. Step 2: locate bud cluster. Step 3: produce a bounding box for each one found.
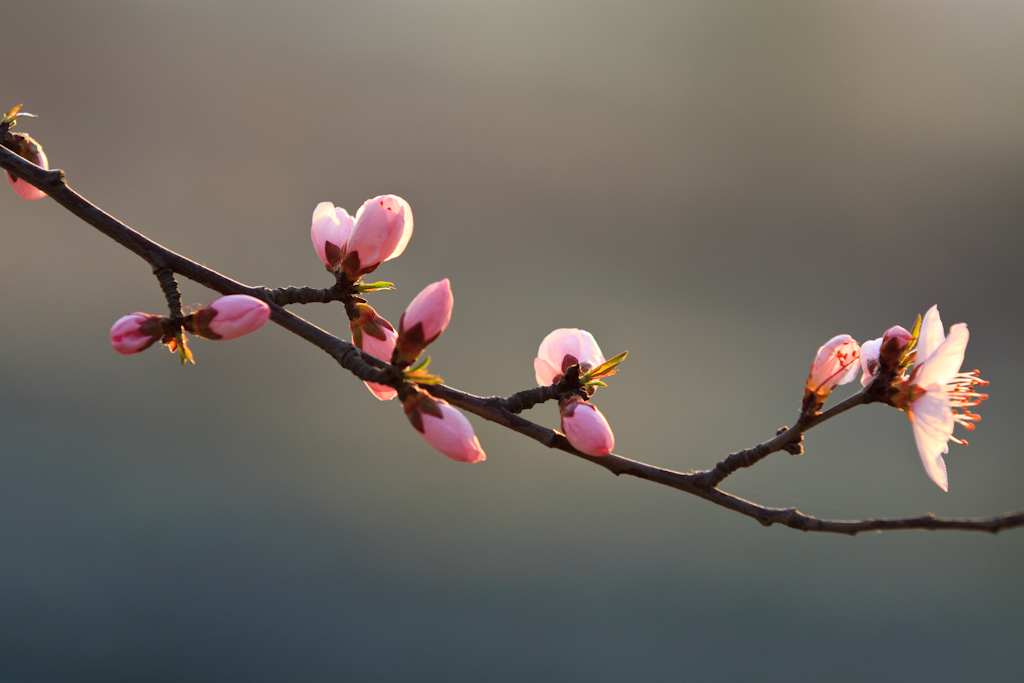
[535,328,626,457]
[110,295,271,364]
[803,306,988,492]
[311,195,476,462]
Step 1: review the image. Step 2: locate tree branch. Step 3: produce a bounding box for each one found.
[2,142,1021,536]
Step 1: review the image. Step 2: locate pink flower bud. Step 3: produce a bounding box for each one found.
[559,396,614,456]
[310,202,355,270]
[341,195,413,280]
[394,279,454,366]
[403,391,486,463]
[534,328,606,386]
[188,295,271,341]
[880,325,912,367]
[5,133,48,201]
[110,313,166,355]
[860,325,913,387]
[349,303,398,401]
[804,334,861,406]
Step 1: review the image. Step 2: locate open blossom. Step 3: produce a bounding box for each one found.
[188,295,271,341]
[349,303,398,401]
[892,306,988,492]
[535,328,606,386]
[403,391,486,463]
[394,279,453,367]
[110,313,166,354]
[559,396,614,456]
[310,202,355,270]
[5,133,48,201]
[804,334,861,408]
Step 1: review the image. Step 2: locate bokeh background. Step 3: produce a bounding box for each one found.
[2,1,1023,681]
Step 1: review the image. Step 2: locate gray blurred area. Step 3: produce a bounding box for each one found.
[2,1,1023,680]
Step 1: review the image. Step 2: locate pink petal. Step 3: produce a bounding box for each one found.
[6,171,47,201]
[909,386,954,491]
[859,337,882,386]
[310,202,353,268]
[400,279,453,343]
[364,382,398,401]
[534,357,560,386]
[5,140,48,201]
[535,329,605,386]
[206,295,272,340]
[420,401,486,463]
[560,399,614,456]
[806,334,861,397]
[351,322,398,402]
[110,313,163,354]
[345,195,413,277]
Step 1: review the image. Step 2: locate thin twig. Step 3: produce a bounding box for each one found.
[2,143,1021,535]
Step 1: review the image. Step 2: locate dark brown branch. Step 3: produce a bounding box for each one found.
[263,284,350,306]
[154,267,184,323]
[2,142,1022,536]
[694,390,870,488]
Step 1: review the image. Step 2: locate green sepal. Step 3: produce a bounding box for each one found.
[908,314,921,347]
[899,314,922,370]
[355,281,395,293]
[403,356,443,385]
[170,332,195,365]
[408,355,431,373]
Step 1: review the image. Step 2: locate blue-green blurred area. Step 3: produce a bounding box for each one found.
[2,1,1023,680]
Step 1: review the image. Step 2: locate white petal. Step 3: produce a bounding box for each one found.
[534,357,559,386]
[909,387,953,491]
[916,323,968,388]
[860,337,882,386]
[576,329,606,367]
[916,305,945,365]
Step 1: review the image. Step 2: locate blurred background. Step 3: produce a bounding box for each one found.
[2,1,1022,680]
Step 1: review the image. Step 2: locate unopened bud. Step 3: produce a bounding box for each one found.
[340,195,413,280]
[5,132,48,201]
[349,303,398,401]
[879,325,912,368]
[394,279,453,367]
[187,295,271,340]
[559,396,614,456]
[534,328,606,386]
[110,313,167,355]
[403,390,486,463]
[804,334,861,408]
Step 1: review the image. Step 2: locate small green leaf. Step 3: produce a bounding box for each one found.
[356,281,396,293]
[408,355,431,373]
[586,350,628,382]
